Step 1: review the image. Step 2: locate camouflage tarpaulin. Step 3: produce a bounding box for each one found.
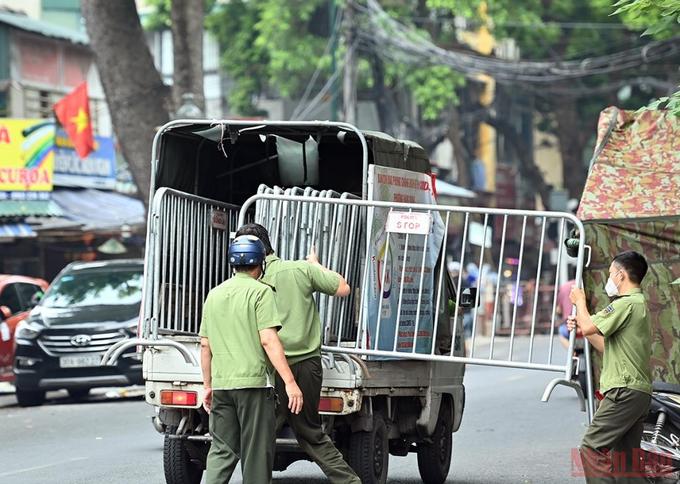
[578,107,680,385]
[579,107,680,221]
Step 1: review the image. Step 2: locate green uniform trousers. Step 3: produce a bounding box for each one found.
[206,387,276,484]
[580,387,651,483]
[275,356,361,484]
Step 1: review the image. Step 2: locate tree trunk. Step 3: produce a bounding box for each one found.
[342,2,357,124]
[82,0,170,207]
[369,52,399,135]
[482,112,552,209]
[170,0,205,113]
[448,107,471,188]
[553,98,588,200]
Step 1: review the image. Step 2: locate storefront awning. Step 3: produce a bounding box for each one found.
[51,188,145,230]
[0,200,64,218]
[0,223,37,239]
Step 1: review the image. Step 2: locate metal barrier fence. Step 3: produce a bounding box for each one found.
[146,187,243,337]
[240,192,593,416]
[126,187,592,417]
[254,185,365,344]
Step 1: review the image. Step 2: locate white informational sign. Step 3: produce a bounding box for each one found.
[386,211,433,235]
[362,165,445,356]
[468,221,492,248]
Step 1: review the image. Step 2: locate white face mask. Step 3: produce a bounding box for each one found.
[605,277,619,297]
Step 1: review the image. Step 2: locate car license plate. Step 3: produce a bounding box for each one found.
[59,355,102,368]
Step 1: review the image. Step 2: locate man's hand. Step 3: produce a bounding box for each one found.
[203,387,213,414]
[285,381,304,414]
[569,286,586,306]
[306,245,319,265]
[567,315,578,333]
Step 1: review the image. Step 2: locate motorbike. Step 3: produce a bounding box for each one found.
[640,381,680,483]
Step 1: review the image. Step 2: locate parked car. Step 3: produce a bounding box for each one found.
[0,275,49,382]
[13,259,144,407]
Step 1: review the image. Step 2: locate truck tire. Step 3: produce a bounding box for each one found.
[348,414,389,484]
[16,388,45,407]
[163,433,203,484]
[417,397,453,484]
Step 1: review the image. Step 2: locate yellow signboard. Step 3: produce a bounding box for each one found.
[0,119,55,197]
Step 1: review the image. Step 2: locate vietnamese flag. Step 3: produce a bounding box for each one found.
[53,82,94,159]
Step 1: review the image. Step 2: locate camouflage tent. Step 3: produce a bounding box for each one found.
[578,107,680,384]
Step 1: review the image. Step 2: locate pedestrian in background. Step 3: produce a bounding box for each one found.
[200,235,303,483]
[235,223,361,484]
[568,250,652,482]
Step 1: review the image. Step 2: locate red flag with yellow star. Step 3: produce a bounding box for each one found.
[53,82,94,159]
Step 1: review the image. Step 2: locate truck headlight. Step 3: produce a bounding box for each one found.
[15,320,42,340]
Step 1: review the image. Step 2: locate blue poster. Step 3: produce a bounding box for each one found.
[53,129,116,189]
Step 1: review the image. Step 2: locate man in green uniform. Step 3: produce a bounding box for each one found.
[235,223,361,484]
[200,235,303,484]
[568,250,652,483]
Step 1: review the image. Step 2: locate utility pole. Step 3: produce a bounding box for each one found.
[329,0,339,120]
[342,1,358,125]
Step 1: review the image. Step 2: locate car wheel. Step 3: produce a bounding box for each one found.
[68,388,91,401]
[16,389,45,407]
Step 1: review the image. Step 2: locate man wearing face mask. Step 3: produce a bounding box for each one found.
[567,250,652,483]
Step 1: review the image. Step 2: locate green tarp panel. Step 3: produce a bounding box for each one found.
[578,107,680,384]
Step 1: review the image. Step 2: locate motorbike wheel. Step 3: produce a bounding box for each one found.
[640,423,680,484]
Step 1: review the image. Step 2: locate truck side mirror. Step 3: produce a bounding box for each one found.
[459,288,478,309]
[0,305,11,321]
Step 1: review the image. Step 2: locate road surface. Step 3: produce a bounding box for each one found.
[0,337,587,483]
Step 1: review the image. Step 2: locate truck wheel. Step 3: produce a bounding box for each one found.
[417,398,453,484]
[163,433,203,484]
[68,388,91,400]
[349,414,389,484]
[16,389,45,407]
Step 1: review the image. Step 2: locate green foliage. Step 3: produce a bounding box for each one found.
[205,1,270,115]
[141,0,171,30]
[205,0,333,115]
[613,0,680,39]
[403,65,465,120]
[614,0,680,116]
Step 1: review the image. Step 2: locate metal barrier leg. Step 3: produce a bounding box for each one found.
[583,339,595,423]
[541,378,585,412]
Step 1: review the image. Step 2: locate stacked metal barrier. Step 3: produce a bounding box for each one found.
[149,188,243,336]
[254,185,364,344]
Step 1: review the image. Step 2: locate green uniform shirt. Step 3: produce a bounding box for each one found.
[262,255,340,365]
[592,288,652,395]
[199,272,281,389]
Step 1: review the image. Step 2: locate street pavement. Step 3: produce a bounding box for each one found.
[1,336,587,483]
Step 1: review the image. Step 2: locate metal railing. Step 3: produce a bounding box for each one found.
[239,192,593,417]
